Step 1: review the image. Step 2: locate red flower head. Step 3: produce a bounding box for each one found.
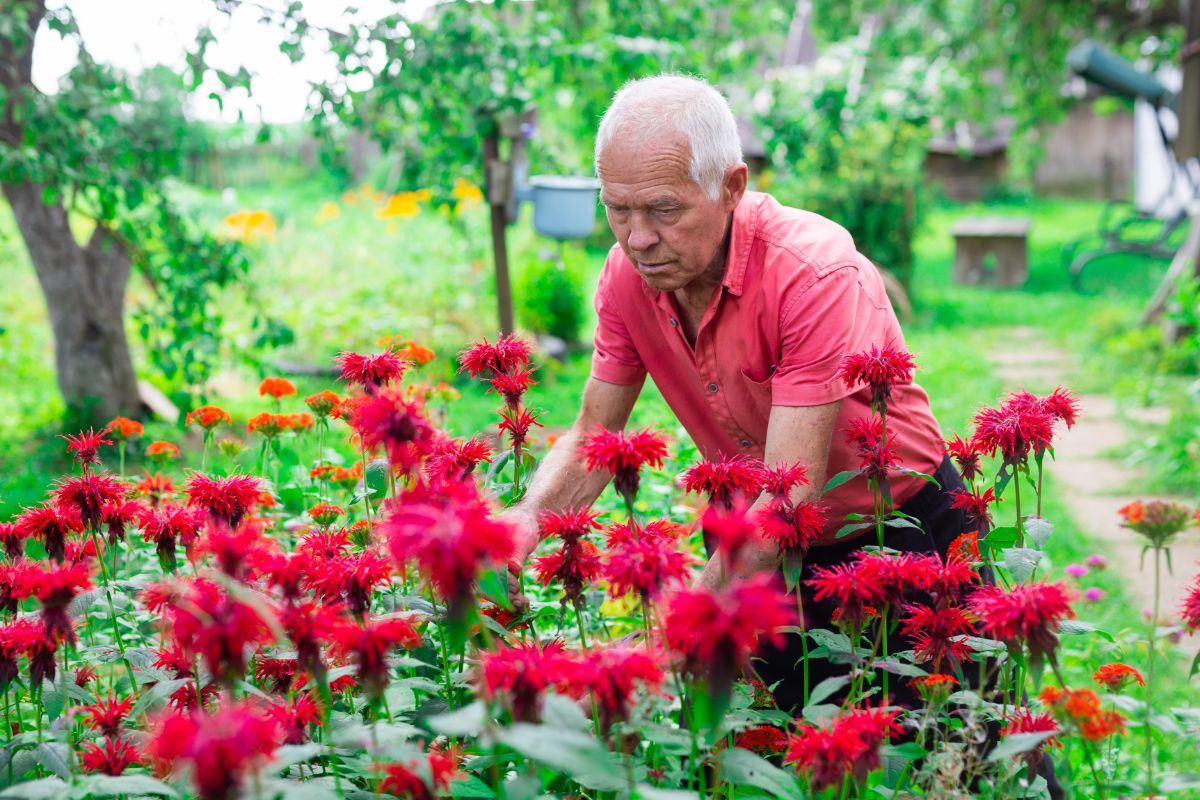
[534,539,602,604]
[62,427,113,470]
[539,508,602,544]
[487,367,538,407]
[1001,708,1061,768]
[838,344,916,410]
[33,560,93,644]
[844,416,898,483]
[967,581,1075,657]
[561,643,665,731]
[337,351,409,393]
[55,472,126,531]
[306,548,394,617]
[378,746,460,800]
[602,535,694,603]
[139,504,205,572]
[165,578,277,686]
[762,461,810,497]
[255,657,301,693]
[147,701,280,800]
[246,413,290,438]
[381,480,515,615]
[971,393,1056,466]
[278,599,343,681]
[345,388,437,474]
[424,436,492,483]
[900,603,974,671]
[581,425,669,508]
[297,528,351,562]
[702,500,760,569]
[1039,387,1082,428]
[258,376,297,399]
[80,735,140,776]
[327,615,421,699]
[949,486,997,532]
[0,617,44,689]
[1038,685,1126,742]
[784,706,902,791]
[0,559,36,614]
[663,574,795,693]
[733,725,789,757]
[498,406,544,449]
[1181,573,1200,632]
[806,562,885,631]
[195,519,273,579]
[480,639,572,722]
[945,433,983,484]
[106,417,143,441]
[682,455,766,510]
[265,694,323,745]
[16,503,84,563]
[101,499,143,545]
[758,498,828,555]
[0,522,24,560]
[186,473,262,528]
[948,531,982,564]
[1093,663,1145,692]
[458,334,532,378]
[927,553,980,606]
[185,406,233,432]
[135,471,175,506]
[78,693,135,737]
[74,664,99,688]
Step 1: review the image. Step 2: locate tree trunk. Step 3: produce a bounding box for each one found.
[2,182,141,426]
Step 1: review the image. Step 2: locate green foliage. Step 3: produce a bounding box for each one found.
[755,40,931,288]
[515,244,587,343]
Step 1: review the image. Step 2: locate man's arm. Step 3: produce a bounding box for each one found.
[695,399,843,589]
[503,375,644,567]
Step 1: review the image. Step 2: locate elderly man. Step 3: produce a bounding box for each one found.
[505,74,964,713]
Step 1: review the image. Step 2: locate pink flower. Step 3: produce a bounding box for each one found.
[1085,555,1108,570]
[1064,564,1088,578]
[1084,587,1107,603]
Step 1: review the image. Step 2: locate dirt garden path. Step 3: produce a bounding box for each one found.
[986,326,1199,616]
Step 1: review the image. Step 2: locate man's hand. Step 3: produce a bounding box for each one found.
[499,506,540,613]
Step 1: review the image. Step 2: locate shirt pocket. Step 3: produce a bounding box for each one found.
[732,366,775,434]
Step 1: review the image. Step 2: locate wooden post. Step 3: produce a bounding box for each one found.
[483,131,515,335]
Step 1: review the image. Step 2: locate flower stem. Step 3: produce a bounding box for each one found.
[1145,545,1162,796]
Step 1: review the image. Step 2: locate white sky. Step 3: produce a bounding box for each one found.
[32,0,427,123]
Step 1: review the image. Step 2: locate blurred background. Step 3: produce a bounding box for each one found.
[2,0,1199,521]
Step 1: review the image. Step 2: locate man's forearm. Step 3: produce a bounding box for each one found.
[512,430,611,525]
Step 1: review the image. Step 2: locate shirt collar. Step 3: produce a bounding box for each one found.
[720,191,762,298]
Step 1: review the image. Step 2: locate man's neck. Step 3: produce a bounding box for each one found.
[674,214,734,311]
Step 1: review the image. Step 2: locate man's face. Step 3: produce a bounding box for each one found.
[598,132,745,294]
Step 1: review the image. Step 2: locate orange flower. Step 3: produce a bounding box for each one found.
[332,464,363,486]
[144,441,181,462]
[948,530,981,563]
[286,413,315,432]
[305,391,341,418]
[309,503,345,527]
[1093,663,1145,692]
[1118,501,1145,525]
[259,377,297,399]
[135,472,175,500]
[247,413,290,437]
[1039,685,1127,742]
[310,465,339,482]
[107,417,143,440]
[1078,711,1126,741]
[185,406,233,431]
[389,340,435,365]
[257,492,277,509]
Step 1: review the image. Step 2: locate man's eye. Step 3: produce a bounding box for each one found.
[655,208,680,219]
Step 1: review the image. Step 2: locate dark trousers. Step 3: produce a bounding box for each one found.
[753,456,1063,798]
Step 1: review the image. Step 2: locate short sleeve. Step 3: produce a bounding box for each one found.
[771,265,884,407]
[589,254,647,386]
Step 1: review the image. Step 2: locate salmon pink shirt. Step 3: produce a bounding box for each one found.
[590,191,945,544]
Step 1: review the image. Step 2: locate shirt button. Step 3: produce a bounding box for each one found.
[669,319,678,328]
[707,383,719,393]
[739,439,751,448]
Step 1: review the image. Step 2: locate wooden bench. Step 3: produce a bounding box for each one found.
[950,217,1032,287]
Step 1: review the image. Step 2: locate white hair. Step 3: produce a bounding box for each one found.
[595,74,743,201]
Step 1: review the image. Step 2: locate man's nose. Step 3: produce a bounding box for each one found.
[627,220,659,253]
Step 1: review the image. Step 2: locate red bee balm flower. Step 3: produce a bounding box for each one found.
[1093,663,1145,692]
[498,406,544,449]
[32,561,93,644]
[480,640,572,722]
[971,393,1056,465]
[458,334,532,378]
[534,539,602,604]
[306,548,394,616]
[54,471,126,530]
[733,725,789,757]
[1001,709,1061,767]
[258,376,297,399]
[949,486,998,531]
[1181,573,1200,631]
[147,701,280,800]
[967,581,1075,657]
[378,746,460,800]
[16,503,84,563]
[80,735,139,776]
[945,433,983,484]
[0,522,23,559]
[844,416,898,483]
[561,644,665,731]
[62,427,114,469]
[345,388,436,474]
[758,498,828,555]
[487,367,538,407]
[164,578,276,685]
[424,436,492,483]
[899,603,974,670]
[581,426,669,509]
[139,504,204,571]
[602,535,694,603]
[327,616,422,699]
[79,693,135,737]
[266,694,324,744]
[663,574,795,692]
[682,455,766,510]
[784,706,902,791]
[186,473,262,527]
[838,344,916,409]
[337,351,408,391]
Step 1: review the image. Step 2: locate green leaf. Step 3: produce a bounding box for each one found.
[496,723,624,791]
[540,693,591,733]
[806,629,854,656]
[0,777,69,799]
[715,748,801,800]
[1002,547,1043,581]
[894,467,940,487]
[875,658,927,678]
[450,774,496,799]
[477,568,510,609]
[882,517,924,531]
[130,678,191,719]
[822,469,862,495]
[834,521,874,539]
[983,526,1018,554]
[633,787,695,800]
[882,742,927,760]
[77,774,181,797]
[987,731,1058,762]
[1024,516,1053,548]
[806,675,850,706]
[32,743,70,780]
[425,700,487,737]
[270,744,324,772]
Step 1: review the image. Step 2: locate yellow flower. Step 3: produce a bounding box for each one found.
[375,192,421,220]
[224,209,277,242]
[313,201,340,224]
[452,178,484,205]
[414,188,433,201]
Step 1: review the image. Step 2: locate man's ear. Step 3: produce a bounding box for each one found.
[723,163,749,210]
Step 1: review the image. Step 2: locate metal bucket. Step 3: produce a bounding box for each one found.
[528,176,601,240]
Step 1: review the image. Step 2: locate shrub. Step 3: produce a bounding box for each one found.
[515,244,587,343]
